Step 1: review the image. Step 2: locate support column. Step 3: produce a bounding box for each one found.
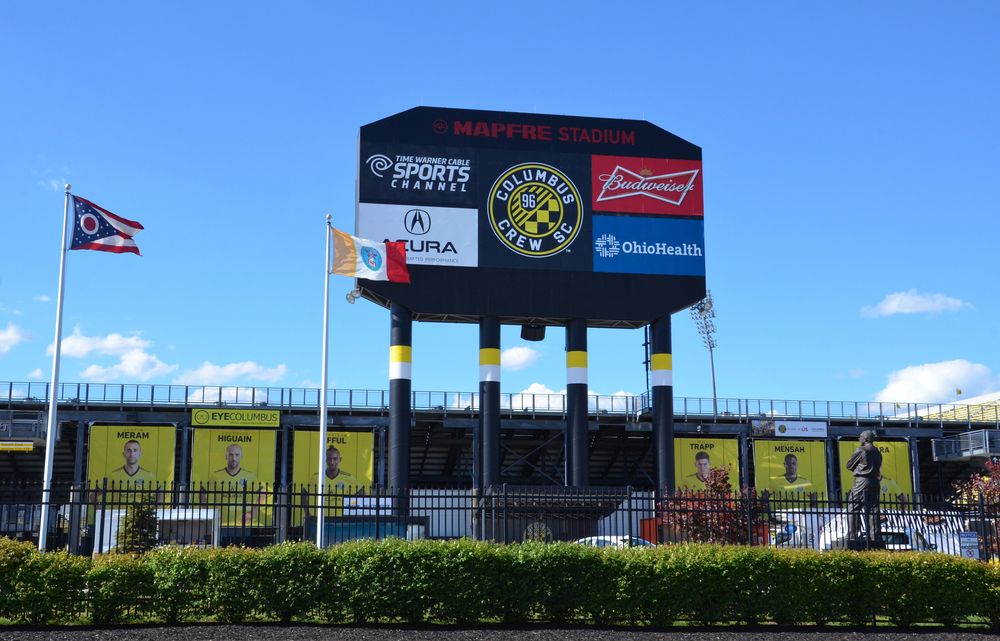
[651,316,675,492]
[566,319,588,486]
[178,423,190,507]
[388,302,412,514]
[908,436,921,497]
[479,316,501,490]
[68,420,86,555]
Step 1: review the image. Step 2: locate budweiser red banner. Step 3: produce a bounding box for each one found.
[591,155,703,217]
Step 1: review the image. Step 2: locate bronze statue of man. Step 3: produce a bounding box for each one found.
[845,430,883,543]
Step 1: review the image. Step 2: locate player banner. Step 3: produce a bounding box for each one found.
[292,431,375,525]
[838,439,912,502]
[674,437,740,492]
[754,439,828,498]
[191,428,276,527]
[87,424,175,489]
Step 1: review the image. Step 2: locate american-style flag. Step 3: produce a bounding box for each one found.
[71,196,144,255]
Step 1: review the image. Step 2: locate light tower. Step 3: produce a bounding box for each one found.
[690,290,718,420]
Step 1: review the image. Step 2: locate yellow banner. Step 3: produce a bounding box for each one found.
[87,424,175,488]
[191,428,276,526]
[191,408,279,428]
[674,437,740,492]
[292,431,375,524]
[838,439,913,501]
[753,439,828,498]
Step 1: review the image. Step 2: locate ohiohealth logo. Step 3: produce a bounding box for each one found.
[595,233,620,258]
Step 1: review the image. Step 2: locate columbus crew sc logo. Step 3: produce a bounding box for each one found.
[488,163,583,258]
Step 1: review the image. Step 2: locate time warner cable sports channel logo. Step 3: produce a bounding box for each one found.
[488,163,582,258]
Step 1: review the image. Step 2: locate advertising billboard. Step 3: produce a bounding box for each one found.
[838,439,912,502]
[356,107,706,327]
[674,437,740,492]
[292,431,375,524]
[751,420,828,438]
[191,429,276,526]
[753,440,828,498]
[87,424,175,489]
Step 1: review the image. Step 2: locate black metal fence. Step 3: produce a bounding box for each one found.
[1,480,995,561]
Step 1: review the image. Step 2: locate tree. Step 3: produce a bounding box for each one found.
[115,494,160,553]
[660,464,768,545]
[953,457,1000,559]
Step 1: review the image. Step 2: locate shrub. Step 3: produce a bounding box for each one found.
[204,546,261,623]
[88,553,153,624]
[256,542,325,622]
[145,546,209,623]
[9,548,90,624]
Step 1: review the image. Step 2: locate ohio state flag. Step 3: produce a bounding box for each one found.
[330,228,409,283]
[70,196,144,255]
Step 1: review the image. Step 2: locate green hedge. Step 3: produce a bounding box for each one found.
[0,536,997,627]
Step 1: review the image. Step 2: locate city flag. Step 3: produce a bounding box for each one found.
[330,228,409,283]
[70,196,144,255]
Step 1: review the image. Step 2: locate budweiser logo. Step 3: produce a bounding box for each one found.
[596,166,699,206]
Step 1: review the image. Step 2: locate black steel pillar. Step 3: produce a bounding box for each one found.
[479,316,501,489]
[388,302,412,513]
[68,420,86,555]
[566,319,588,486]
[651,316,675,492]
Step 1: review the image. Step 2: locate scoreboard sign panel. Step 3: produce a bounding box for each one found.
[356,107,706,327]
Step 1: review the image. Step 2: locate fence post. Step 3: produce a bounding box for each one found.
[627,486,633,541]
[503,483,508,545]
[276,484,288,544]
[95,478,107,555]
[979,493,990,563]
[746,488,754,546]
[68,482,82,555]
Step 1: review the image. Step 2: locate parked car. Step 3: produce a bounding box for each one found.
[574,535,654,548]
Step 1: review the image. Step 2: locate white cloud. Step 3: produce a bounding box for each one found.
[505,384,637,413]
[34,295,51,302]
[47,325,151,357]
[26,368,44,379]
[187,387,271,405]
[0,323,34,357]
[875,360,1000,403]
[521,382,562,395]
[849,368,866,378]
[173,361,288,385]
[861,290,972,318]
[501,346,540,371]
[80,349,177,383]
[39,179,65,192]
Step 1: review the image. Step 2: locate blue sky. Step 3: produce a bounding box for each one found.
[1,2,998,406]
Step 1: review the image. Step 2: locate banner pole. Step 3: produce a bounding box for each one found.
[39,185,72,551]
[316,216,332,548]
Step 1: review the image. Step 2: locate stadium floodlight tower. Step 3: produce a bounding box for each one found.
[690,290,718,420]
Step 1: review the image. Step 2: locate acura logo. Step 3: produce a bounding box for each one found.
[404,209,431,235]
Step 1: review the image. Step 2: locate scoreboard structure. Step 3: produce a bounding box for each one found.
[353,107,706,494]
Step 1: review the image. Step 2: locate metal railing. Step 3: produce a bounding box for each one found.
[2,381,998,425]
[2,480,995,561]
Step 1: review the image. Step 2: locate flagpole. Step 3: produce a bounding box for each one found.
[316,215,332,548]
[39,184,72,551]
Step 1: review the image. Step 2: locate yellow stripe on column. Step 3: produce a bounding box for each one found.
[390,345,412,380]
[566,350,588,385]
[480,348,501,382]
[651,352,672,387]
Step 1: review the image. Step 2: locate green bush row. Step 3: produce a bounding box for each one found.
[1,536,998,627]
